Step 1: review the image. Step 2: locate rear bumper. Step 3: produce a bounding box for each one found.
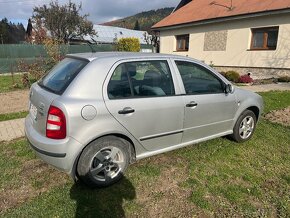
[24,116,83,176]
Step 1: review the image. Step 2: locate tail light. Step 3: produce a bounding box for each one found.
[46,106,66,139]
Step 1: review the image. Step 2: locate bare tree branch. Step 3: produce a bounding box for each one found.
[32,0,96,43]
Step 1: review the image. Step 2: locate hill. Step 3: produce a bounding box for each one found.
[102,7,174,32]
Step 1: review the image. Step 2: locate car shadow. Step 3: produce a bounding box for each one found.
[70,177,136,218]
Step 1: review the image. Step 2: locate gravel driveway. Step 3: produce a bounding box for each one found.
[0,90,29,114]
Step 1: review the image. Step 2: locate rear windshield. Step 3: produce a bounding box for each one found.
[39,57,89,94]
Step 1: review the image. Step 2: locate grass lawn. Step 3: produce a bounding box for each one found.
[0,74,35,93]
[0,111,28,122]
[259,91,290,113]
[0,74,24,93]
[0,91,289,217]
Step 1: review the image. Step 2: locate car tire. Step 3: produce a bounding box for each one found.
[230,110,257,143]
[77,136,130,188]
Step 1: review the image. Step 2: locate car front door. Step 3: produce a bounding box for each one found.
[173,60,237,143]
[104,59,184,151]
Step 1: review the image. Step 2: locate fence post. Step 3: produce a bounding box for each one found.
[10,64,15,86]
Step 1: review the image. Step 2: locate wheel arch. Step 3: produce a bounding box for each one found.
[71,133,136,181]
[110,133,136,163]
[230,107,258,142]
[246,106,260,120]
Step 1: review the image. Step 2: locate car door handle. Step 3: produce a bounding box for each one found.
[118,107,135,114]
[186,101,198,107]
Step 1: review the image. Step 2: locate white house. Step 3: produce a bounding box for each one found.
[152,0,290,78]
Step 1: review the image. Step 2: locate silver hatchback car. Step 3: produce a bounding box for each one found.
[25,52,263,187]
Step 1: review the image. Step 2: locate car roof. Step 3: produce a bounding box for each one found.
[66,52,195,62]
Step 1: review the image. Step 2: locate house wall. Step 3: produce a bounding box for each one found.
[159,13,290,78]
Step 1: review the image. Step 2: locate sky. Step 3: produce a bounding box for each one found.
[0,0,180,28]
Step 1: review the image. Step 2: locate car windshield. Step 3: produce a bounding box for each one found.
[39,57,89,94]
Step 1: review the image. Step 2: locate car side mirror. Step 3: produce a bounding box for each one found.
[225,84,234,94]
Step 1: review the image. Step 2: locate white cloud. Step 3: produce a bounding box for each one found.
[81,0,180,23]
[0,0,180,25]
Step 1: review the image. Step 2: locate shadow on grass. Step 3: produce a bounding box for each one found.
[70,177,136,218]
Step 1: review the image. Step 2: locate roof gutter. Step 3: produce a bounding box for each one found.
[152,8,290,31]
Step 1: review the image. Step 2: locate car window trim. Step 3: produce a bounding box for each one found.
[123,63,135,97]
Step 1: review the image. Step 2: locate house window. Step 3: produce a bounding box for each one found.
[176,34,189,51]
[251,27,279,50]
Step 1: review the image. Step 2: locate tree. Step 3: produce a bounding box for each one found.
[28,18,49,44]
[133,20,140,30]
[32,0,96,43]
[0,18,9,43]
[26,19,32,37]
[144,31,160,53]
[0,18,25,44]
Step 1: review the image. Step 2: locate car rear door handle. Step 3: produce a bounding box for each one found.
[118,107,135,114]
[186,101,198,107]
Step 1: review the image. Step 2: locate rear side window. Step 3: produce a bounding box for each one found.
[39,58,88,94]
[108,60,175,99]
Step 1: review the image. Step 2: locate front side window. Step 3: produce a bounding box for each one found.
[176,34,189,51]
[108,60,175,99]
[251,27,279,50]
[175,61,224,95]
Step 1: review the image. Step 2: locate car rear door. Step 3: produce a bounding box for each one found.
[172,59,237,143]
[104,59,184,151]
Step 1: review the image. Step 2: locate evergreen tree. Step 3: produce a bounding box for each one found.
[0,18,25,44]
[0,18,9,43]
[26,19,33,37]
[133,20,140,30]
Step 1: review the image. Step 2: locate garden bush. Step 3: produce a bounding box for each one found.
[18,39,64,87]
[224,71,240,83]
[219,71,226,77]
[277,76,290,82]
[116,37,141,52]
[239,74,253,83]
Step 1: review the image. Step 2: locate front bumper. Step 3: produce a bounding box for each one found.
[25,116,83,175]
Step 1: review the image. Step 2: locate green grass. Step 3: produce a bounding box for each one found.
[0,111,28,122]
[0,74,23,92]
[176,120,290,216]
[0,140,36,190]
[0,91,290,217]
[1,181,137,218]
[259,90,290,113]
[0,74,35,93]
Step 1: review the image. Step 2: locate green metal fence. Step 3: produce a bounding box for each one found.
[0,44,153,73]
[0,44,136,73]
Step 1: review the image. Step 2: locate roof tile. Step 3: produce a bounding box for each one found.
[153,0,290,29]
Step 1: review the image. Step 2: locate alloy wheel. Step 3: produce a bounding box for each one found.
[89,146,126,182]
[239,116,255,140]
